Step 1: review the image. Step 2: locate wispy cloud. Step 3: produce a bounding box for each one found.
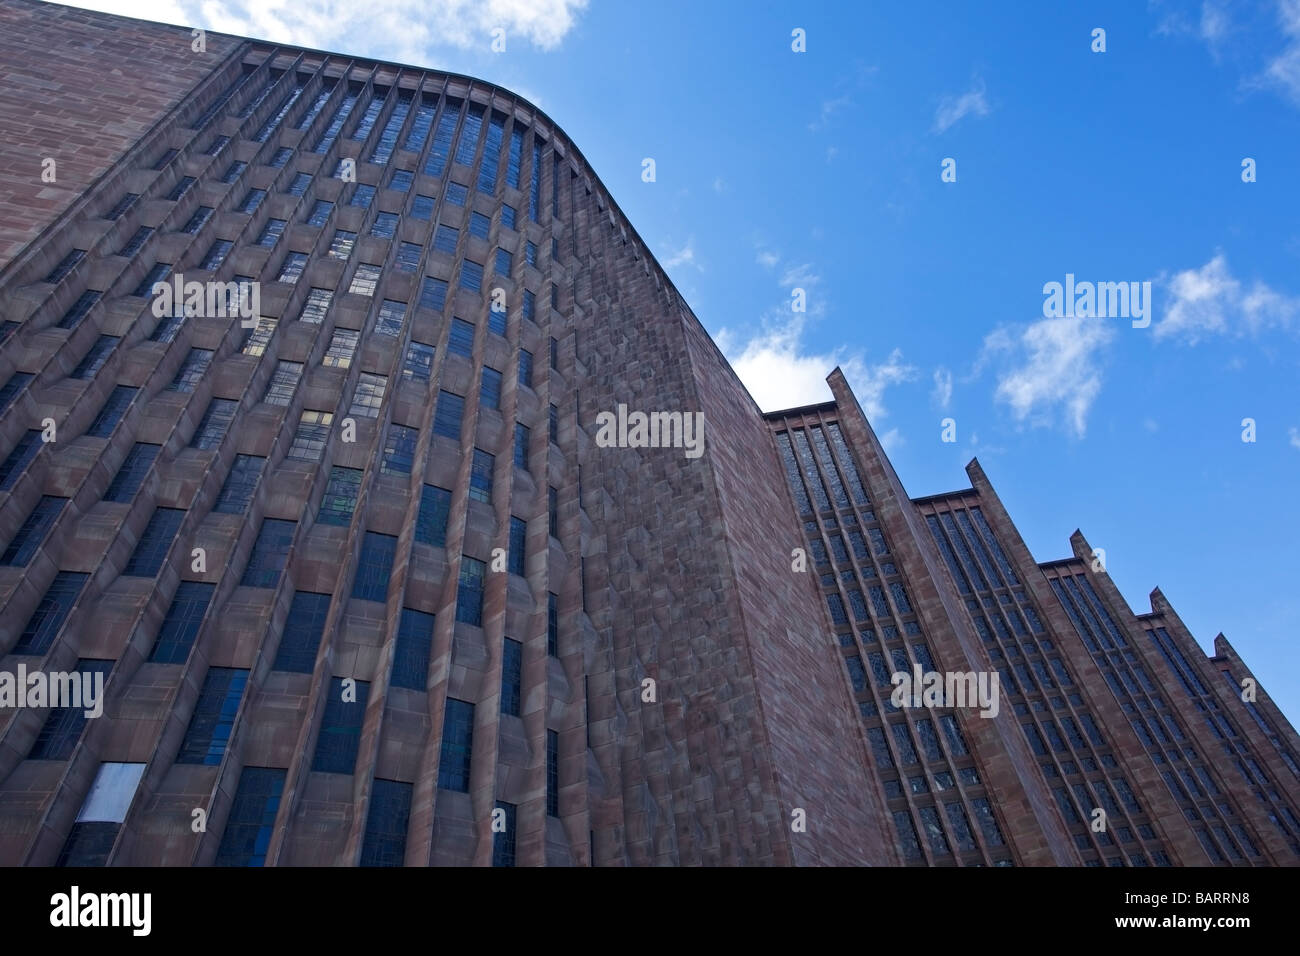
[808,94,853,132]
[755,249,780,269]
[981,317,1115,438]
[1156,0,1300,108]
[932,367,953,409]
[806,61,878,133]
[63,0,589,63]
[1156,253,1300,343]
[933,79,990,133]
[662,237,701,271]
[1263,0,1300,104]
[1290,426,1300,449]
[779,262,821,290]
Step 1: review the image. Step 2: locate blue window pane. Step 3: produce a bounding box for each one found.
[240,518,296,588]
[352,532,396,602]
[0,495,66,566]
[104,443,159,503]
[432,390,464,440]
[272,591,332,672]
[213,454,265,515]
[122,507,185,577]
[0,430,43,491]
[455,557,485,626]
[312,676,369,774]
[14,572,89,655]
[176,667,249,765]
[359,778,412,867]
[28,659,114,760]
[391,608,434,690]
[501,638,522,717]
[438,698,474,791]
[214,767,285,867]
[148,581,216,664]
[415,484,451,547]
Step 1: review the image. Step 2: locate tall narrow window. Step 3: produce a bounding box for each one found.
[391,608,434,691]
[492,801,516,867]
[359,779,412,867]
[286,410,332,461]
[312,676,369,773]
[27,659,114,760]
[14,572,89,655]
[167,348,213,393]
[508,516,526,576]
[415,485,452,547]
[513,423,530,472]
[352,532,396,602]
[88,386,139,438]
[176,667,249,765]
[318,466,362,526]
[468,449,493,503]
[272,591,332,672]
[1,495,68,567]
[104,443,160,503]
[547,592,558,657]
[380,423,417,476]
[148,582,216,664]
[240,518,296,588]
[432,390,464,440]
[501,638,522,717]
[214,767,285,867]
[0,430,43,491]
[547,729,559,817]
[72,335,119,382]
[455,557,485,626]
[122,507,185,577]
[438,698,474,791]
[479,367,502,410]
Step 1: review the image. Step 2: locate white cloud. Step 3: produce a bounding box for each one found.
[932,366,953,409]
[933,80,990,133]
[808,94,853,132]
[662,238,699,271]
[1264,0,1300,105]
[1157,253,1300,343]
[1290,426,1300,449]
[982,317,1115,438]
[717,312,915,416]
[62,0,588,63]
[755,250,780,269]
[712,177,726,193]
[779,262,820,290]
[1158,0,1300,108]
[1200,0,1230,54]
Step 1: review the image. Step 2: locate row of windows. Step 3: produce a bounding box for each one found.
[776,419,1010,865]
[1050,572,1263,863]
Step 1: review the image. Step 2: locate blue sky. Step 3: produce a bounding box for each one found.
[68,1,1300,724]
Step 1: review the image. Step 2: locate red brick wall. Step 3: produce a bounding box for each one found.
[0,0,240,271]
